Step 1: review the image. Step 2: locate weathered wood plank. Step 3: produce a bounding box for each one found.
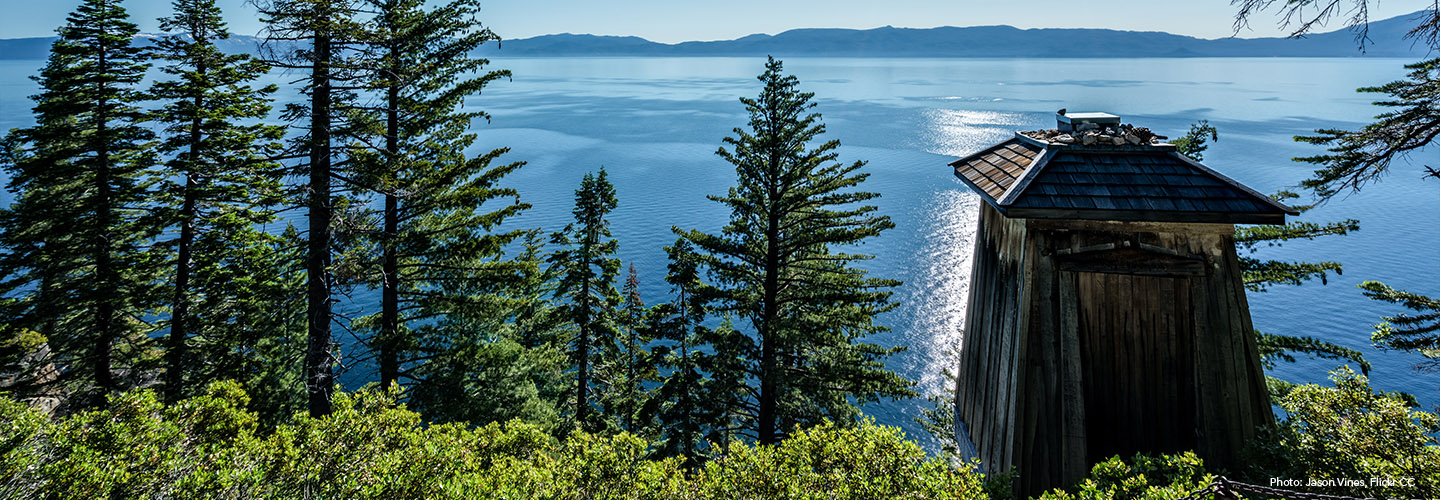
[1058,270,1087,484]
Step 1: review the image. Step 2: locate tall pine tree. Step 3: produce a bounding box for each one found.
[149,0,290,405]
[606,263,655,435]
[677,57,915,444]
[256,0,366,417]
[0,0,158,409]
[350,0,561,430]
[650,237,721,461]
[352,0,528,390]
[547,169,622,433]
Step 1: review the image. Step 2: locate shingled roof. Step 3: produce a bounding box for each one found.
[949,128,1297,225]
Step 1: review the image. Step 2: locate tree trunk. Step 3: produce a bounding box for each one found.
[166,55,206,405]
[679,295,693,458]
[92,23,116,405]
[626,314,635,432]
[305,30,335,417]
[757,158,782,445]
[576,248,592,429]
[379,48,400,389]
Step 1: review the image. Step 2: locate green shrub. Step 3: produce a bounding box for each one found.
[1247,366,1440,499]
[1034,452,1211,500]
[693,420,986,499]
[6,369,1436,500]
[0,385,985,500]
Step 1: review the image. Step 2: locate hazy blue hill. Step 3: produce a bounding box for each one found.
[0,11,1430,59]
[0,37,55,60]
[496,33,667,55]
[472,11,1430,58]
[0,33,271,60]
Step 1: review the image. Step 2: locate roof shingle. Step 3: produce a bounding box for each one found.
[949,132,1297,224]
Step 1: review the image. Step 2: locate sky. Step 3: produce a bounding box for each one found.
[0,0,1431,43]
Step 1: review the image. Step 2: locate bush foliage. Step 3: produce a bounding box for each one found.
[0,382,983,500]
[3,368,1437,500]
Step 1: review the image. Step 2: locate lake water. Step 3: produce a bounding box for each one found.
[2,56,1437,450]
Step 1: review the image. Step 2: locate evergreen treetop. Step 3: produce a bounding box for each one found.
[149,0,290,405]
[548,168,623,434]
[0,0,158,409]
[678,56,914,444]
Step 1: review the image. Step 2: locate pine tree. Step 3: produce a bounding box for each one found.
[511,231,567,351]
[608,263,655,434]
[547,169,622,433]
[1174,123,1371,397]
[256,0,366,417]
[650,237,717,461]
[0,0,158,409]
[677,57,915,444]
[1232,3,1440,379]
[351,0,528,393]
[148,0,289,404]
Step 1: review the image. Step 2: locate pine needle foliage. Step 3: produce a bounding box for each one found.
[0,0,159,409]
[677,57,915,444]
[345,0,540,428]
[548,169,623,434]
[1173,124,1370,397]
[1363,281,1440,373]
[149,0,292,405]
[1294,58,1440,200]
[1267,55,1440,384]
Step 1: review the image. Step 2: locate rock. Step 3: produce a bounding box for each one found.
[1056,134,1075,144]
[1124,133,1143,145]
[1111,136,1125,145]
[1081,134,1097,146]
[28,397,60,415]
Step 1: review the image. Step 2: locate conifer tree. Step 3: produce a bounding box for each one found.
[607,263,655,434]
[548,169,622,433]
[0,0,158,408]
[351,0,528,393]
[650,237,718,461]
[511,232,567,351]
[1175,124,1371,395]
[1233,0,1440,385]
[256,0,366,417]
[677,57,915,444]
[149,0,289,404]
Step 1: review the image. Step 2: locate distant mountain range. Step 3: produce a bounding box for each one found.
[2,11,1434,60]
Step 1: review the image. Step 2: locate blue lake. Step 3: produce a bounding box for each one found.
[2,56,1436,449]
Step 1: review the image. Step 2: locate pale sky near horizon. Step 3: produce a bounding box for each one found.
[0,0,1431,43]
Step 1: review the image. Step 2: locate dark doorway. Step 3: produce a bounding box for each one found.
[1072,271,1198,465]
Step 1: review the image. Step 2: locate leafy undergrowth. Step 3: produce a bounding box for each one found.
[2,367,1435,500]
[0,382,983,500]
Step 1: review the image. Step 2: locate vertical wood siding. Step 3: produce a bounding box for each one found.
[957,216,1274,498]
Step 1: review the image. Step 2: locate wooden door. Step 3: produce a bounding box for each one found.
[1072,271,1197,464]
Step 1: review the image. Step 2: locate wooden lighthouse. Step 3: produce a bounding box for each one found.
[948,112,1296,496]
